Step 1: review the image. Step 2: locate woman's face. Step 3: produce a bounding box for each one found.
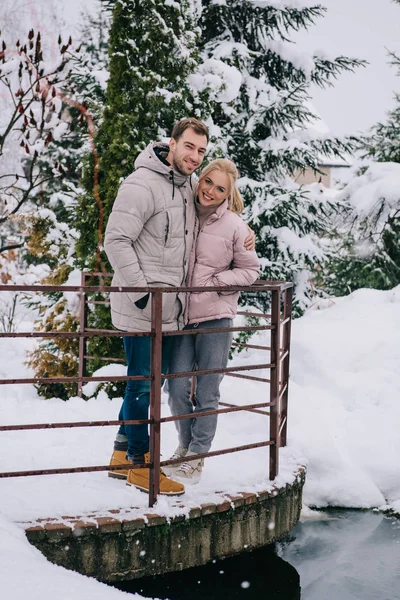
[198,169,230,207]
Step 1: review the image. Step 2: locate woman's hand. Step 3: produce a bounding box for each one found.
[244,226,256,251]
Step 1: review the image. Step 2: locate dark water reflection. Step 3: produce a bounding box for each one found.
[278,510,400,600]
[113,511,400,600]
[114,545,300,599]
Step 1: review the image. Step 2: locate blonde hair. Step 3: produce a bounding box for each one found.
[198,158,244,214]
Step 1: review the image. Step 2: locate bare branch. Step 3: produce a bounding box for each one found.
[0,241,25,254]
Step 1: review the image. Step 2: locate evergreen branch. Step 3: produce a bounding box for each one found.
[386,48,400,75]
[260,5,327,40]
[312,56,367,87]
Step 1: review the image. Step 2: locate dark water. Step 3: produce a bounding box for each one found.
[278,510,400,600]
[113,511,400,600]
[114,545,300,599]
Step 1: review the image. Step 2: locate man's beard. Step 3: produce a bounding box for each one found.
[172,156,195,176]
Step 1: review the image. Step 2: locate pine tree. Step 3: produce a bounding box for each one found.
[73,0,211,397]
[322,165,400,296]
[363,48,400,165]
[323,2,400,297]
[197,1,364,314]
[75,0,209,268]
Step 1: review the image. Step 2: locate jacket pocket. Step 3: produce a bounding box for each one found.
[141,284,179,323]
[188,290,219,321]
[164,211,171,246]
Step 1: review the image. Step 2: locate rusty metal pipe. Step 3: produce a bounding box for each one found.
[159,401,274,423]
[0,418,152,432]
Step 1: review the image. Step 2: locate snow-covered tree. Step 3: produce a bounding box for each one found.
[25,11,110,399]
[322,162,400,296]
[75,0,210,268]
[72,0,212,396]
[363,48,400,165]
[0,29,86,393]
[323,5,400,297]
[25,0,367,395]
[0,30,74,264]
[197,1,364,314]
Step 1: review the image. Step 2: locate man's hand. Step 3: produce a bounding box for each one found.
[244,225,256,251]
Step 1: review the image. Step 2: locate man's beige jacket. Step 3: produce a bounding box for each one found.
[104,142,196,332]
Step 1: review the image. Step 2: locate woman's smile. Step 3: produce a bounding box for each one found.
[201,190,213,202]
[197,169,230,206]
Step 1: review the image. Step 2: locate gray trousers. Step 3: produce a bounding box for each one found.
[168,318,233,454]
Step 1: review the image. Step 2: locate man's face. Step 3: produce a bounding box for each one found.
[167,128,208,176]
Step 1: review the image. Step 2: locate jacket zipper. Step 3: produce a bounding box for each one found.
[177,182,188,330]
[185,215,200,324]
[181,192,187,285]
[181,190,195,326]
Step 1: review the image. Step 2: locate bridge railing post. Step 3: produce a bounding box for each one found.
[280,287,293,447]
[269,287,281,480]
[149,290,163,507]
[78,272,88,398]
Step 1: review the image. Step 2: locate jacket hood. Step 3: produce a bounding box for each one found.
[135,142,192,188]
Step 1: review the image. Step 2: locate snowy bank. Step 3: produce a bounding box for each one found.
[0,515,137,600]
[289,285,400,511]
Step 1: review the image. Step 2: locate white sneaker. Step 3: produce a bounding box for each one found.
[162,445,188,477]
[174,454,204,483]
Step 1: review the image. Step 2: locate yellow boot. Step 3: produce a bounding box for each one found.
[108,450,131,480]
[126,453,185,496]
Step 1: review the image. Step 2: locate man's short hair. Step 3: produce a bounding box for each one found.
[171,117,209,143]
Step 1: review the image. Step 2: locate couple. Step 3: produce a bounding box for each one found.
[104,117,259,496]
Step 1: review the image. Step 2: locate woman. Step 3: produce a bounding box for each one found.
[165,158,260,482]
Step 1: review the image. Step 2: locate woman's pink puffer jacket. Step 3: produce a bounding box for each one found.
[185,199,260,324]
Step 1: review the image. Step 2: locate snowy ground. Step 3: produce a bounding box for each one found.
[1,284,400,598]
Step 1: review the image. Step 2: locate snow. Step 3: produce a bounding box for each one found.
[189,58,242,103]
[271,226,323,259]
[0,363,304,523]
[0,515,135,600]
[264,40,315,78]
[91,69,109,90]
[52,122,70,142]
[343,161,400,218]
[0,0,100,44]
[81,363,126,397]
[0,59,21,75]
[289,286,400,509]
[332,161,400,261]
[1,284,400,596]
[164,0,180,8]
[250,1,318,7]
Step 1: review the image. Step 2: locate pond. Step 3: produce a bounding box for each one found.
[113,510,400,600]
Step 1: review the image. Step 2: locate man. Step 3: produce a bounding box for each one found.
[104,118,253,495]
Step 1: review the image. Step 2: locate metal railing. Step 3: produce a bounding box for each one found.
[0,275,293,507]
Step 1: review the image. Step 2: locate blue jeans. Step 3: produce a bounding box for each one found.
[118,335,175,458]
